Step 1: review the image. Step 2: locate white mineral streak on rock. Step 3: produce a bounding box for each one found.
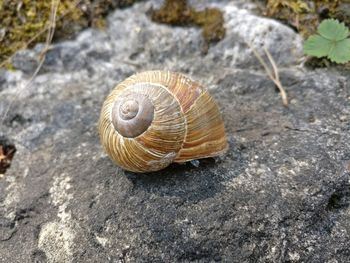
[38,175,76,263]
[38,222,75,263]
[1,168,28,220]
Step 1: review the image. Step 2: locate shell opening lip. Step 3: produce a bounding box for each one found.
[111,93,154,138]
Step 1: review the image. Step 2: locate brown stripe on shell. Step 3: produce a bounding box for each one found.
[174,91,228,162]
[128,71,203,113]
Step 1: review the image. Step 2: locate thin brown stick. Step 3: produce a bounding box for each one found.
[263,47,288,106]
[1,0,61,123]
[246,41,288,107]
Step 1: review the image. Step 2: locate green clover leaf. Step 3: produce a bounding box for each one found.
[304,19,350,64]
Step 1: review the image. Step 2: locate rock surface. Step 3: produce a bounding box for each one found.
[0,1,349,262]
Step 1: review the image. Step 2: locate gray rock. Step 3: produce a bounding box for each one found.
[0,1,349,262]
[11,50,40,75]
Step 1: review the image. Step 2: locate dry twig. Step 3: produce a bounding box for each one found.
[247,41,288,106]
[1,0,61,123]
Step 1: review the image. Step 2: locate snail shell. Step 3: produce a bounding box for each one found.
[98,70,228,173]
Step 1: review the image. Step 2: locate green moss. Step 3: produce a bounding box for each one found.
[150,0,225,44]
[255,0,350,37]
[0,0,141,68]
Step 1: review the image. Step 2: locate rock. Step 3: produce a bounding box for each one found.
[0,1,349,262]
[11,50,39,75]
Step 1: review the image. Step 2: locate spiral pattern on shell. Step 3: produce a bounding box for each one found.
[98,70,228,173]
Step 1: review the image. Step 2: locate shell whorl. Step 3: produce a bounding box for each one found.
[98,71,228,173]
[111,92,154,138]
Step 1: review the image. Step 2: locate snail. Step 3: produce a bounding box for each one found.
[98,70,228,173]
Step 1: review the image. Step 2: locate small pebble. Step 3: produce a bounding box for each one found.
[339,115,347,122]
[190,159,200,167]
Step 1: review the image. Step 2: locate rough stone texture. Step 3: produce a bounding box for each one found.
[0,1,349,262]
